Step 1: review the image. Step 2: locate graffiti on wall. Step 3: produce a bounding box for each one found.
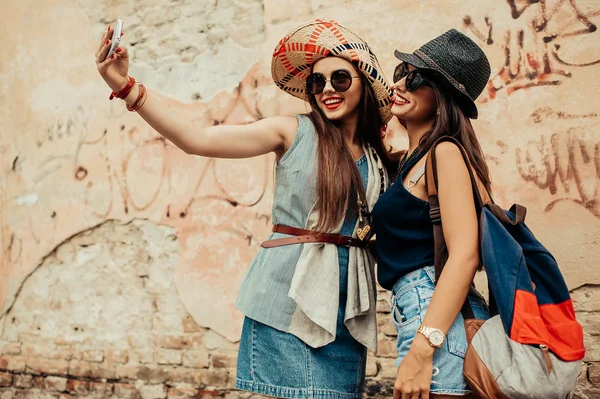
[464,0,600,99]
[515,108,600,218]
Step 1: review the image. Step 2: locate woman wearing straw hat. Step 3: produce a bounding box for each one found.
[371,30,493,399]
[95,19,394,399]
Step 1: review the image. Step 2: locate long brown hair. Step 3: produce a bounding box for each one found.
[307,64,394,232]
[417,70,492,193]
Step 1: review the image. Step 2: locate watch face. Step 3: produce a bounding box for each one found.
[429,330,445,346]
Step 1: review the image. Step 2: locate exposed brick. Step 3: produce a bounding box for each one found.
[166,368,203,386]
[366,357,378,377]
[376,339,398,359]
[199,369,228,387]
[578,312,600,336]
[26,358,69,375]
[376,299,391,314]
[0,343,21,356]
[223,392,246,399]
[571,286,600,313]
[45,376,67,392]
[182,318,204,334]
[0,356,27,372]
[182,350,210,369]
[156,336,202,350]
[0,389,15,399]
[13,374,33,389]
[201,331,237,352]
[589,362,600,385]
[0,373,12,387]
[68,360,116,379]
[381,318,397,337]
[114,383,140,399]
[18,334,53,346]
[12,389,50,399]
[117,365,168,384]
[89,381,113,396]
[211,353,237,369]
[134,349,155,364]
[153,314,184,333]
[106,349,129,364]
[129,335,154,349]
[78,350,104,363]
[197,390,222,399]
[140,384,167,399]
[584,335,600,362]
[378,358,398,380]
[168,387,199,399]
[22,345,71,361]
[33,376,45,389]
[67,379,90,395]
[156,350,183,365]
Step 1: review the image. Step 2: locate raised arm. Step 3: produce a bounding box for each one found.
[95,25,297,159]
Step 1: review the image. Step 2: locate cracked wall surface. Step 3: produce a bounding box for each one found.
[0,0,599,397]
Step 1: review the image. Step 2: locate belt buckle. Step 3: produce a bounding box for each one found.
[344,236,353,247]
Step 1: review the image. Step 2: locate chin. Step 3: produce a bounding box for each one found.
[320,107,347,121]
[391,105,408,119]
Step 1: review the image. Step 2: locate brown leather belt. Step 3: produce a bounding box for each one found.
[261,225,368,249]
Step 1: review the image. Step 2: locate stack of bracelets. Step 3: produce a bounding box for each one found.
[109,76,147,112]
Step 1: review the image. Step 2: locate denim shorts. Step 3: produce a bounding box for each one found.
[236,317,366,399]
[391,266,490,396]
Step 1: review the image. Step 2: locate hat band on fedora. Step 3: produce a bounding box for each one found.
[414,49,472,100]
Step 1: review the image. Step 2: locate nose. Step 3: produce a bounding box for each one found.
[394,77,407,93]
[322,79,336,94]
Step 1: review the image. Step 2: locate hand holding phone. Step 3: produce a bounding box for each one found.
[105,19,123,60]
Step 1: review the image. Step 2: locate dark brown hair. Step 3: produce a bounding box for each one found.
[417,70,492,194]
[307,65,394,232]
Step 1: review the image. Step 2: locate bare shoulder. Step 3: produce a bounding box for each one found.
[434,141,466,170]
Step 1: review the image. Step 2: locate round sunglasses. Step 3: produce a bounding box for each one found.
[393,63,431,92]
[306,69,361,95]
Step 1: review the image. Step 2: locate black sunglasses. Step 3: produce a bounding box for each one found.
[306,69,360,95]
[393,63,431,92]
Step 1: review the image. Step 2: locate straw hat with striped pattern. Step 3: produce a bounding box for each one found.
[272,19,393,123]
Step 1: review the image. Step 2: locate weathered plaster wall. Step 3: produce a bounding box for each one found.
[0,0,599,398]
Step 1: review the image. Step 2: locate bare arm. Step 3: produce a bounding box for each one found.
[123,83,297,159]
[95,30,297,160]
[414,141,480,353]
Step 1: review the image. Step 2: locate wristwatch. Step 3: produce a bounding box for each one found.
[417,325,446,348]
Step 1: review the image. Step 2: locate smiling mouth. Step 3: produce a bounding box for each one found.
[394,95,410,105]
[323,98,343,110]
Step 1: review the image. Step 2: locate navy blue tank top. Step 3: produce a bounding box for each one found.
[372,150,434,290]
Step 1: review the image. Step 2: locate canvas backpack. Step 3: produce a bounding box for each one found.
[425,136,585,399]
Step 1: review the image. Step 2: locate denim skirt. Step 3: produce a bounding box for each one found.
[235,247,367,399]
[391,266,490,396]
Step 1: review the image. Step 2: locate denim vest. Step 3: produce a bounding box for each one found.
[236,114,387,351]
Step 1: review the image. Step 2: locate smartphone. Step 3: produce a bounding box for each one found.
[105,19,123,60]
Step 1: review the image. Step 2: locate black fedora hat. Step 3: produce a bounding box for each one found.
[394,29,491,119]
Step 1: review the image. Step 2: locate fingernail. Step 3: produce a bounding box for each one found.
[116,48,121,53]
[107,26,110,31]
[106,40,109,45]
[121,32,124,37]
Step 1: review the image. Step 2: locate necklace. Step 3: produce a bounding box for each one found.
[356,148,386,240]
[393,145,421,183]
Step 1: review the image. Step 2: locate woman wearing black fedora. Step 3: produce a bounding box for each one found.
[371,29,492,398]
[96,19,396,399]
